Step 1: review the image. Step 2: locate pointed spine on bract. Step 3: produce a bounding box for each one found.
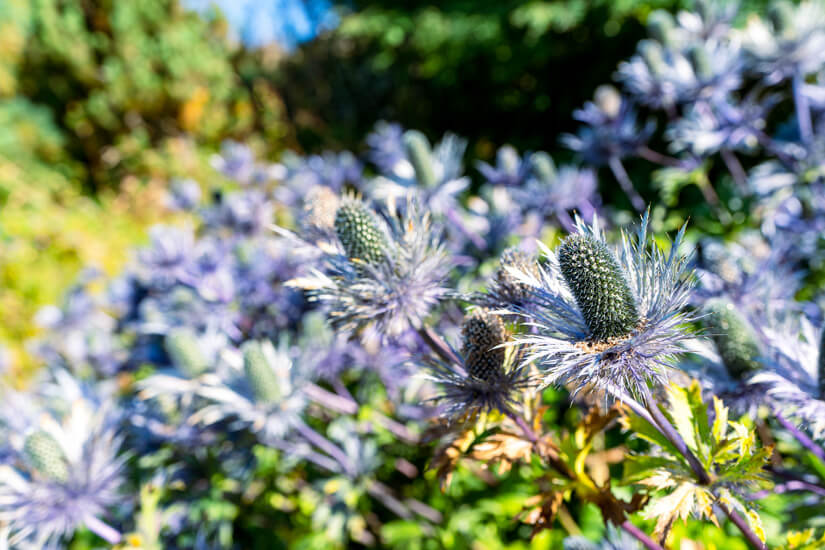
[558,234,640,341]
[403,130,437,188]
[334,197,388,266]
[242,340,282,404]
[494,247,539,305]
[164,328,209,378]
[703,299,762,380]
[23,430,69,483]
[303,186,340,235]
[461,309,507,382]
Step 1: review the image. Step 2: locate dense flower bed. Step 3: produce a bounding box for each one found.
[5,1,825,548]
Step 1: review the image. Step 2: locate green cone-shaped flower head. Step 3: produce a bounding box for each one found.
[334,198,388,266]
[647,10,677,46]
[461,309,507,382]
[403,130,437,188]
[558,234,640,341]
[164,328,208,378]
[704,299,762,380]
[24,430,69,483]
[242,341,282,404]
[495,247,539,304]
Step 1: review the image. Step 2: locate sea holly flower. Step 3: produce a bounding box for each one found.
[681,300,771,417]
[289,195,451,338]
[366,120,407,176]
[753,314,825,439]
[622,381,771,544]
[424,309,533,421]
[475,144,533,188]
[510,213,694,400]
[481,247,542,310]
[0,387,126,548]
[740,1,825,85]
[692,235,801,324]
[512,152,599,233]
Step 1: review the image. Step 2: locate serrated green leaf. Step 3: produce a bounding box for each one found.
[667,384,697,452]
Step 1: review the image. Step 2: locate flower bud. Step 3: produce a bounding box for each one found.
[461,309,507,382]
[495,247,539,305]
[334,198,388,266]
[164,328,208,378]
[242,341,283,404]
[558,234,640,341]
[704,299,761,380]
[24,430,69,483]
[403,130,437,189]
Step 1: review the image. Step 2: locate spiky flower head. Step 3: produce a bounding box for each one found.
[164,328,210,378]
[0,386,126,548]
[703,299,762,380]
[242,340,287,404]
[461,309,507,382]
[486,247,541,308]
[425,311,533,421]
[557,234,640,341]
[509,213,694,400]
[334,197,389,266]
[752,314,825,438]
[292,197,450,338]
[403,130,438,189]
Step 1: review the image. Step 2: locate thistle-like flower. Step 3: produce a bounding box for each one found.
[0,387,126,548]
[425,309,533,420]
[510,213,694,400]
[681,299,771,417]
[475,145,533,187]
[562,86,655,165]
[753,314,825,438]
[291,195,451,338]
[482,247,542,310]
[511,152,599,232]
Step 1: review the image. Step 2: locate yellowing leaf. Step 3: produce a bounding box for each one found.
[667,384,697,452]
[712,396,728,444]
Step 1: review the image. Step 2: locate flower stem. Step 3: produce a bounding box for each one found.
[641,392,766,549]
[643,394,710,485]
[295,420,356,477]
[793,71,813,144]
[721,149,748,190]
[608,156,646,213]
[636,146,683,168]
[417,326,462,365]
[775,411,825,463]
[621,520,665,550]
[83,515,122,545]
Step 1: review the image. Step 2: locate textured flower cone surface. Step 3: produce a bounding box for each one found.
[461,309,507,382]
[558,234,639,341]
[334,200,388,266]
[165,328,209,378]
[704,299,762,380]
[495,247,539,304]
[242,341,282,404]
[24,430,69,483]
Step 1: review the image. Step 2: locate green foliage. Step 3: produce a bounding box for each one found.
[276,0,678,153]
[558,234,639,341]
[0,0,289,190]
[334,198,389,265]
[622,382,772,544]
